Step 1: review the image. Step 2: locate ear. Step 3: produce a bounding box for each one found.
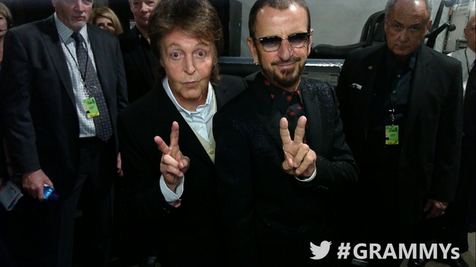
[307,29,314,56]
[247,37,259,64]
[426,19,433,34]
[129,0,134,11]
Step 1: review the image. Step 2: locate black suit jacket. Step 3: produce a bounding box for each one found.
[119,26,157,103]
[213,73,358,266]
[336,43,463,225]
[1,15,128,196]
[118,75,246,267]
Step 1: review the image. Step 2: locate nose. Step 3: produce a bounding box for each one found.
[140,2,148,13]
[277,39,293,60]
[183,55,196,74]
[72,0,86,10]
[398,29,410,42]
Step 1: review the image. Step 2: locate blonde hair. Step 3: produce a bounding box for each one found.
[89,6,123,35]
[0,3,13,29]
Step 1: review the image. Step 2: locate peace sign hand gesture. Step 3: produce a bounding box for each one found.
[280,116,317,178]
[154,121,190,192]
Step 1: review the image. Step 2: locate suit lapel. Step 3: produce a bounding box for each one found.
[301,80,322,153]
[41,16,75,104]
[129,27,155,89]
[251,75,283,146]
[360,45,386,140]
[88,27,112,105]
[402,46,431,144]
[155,85,215,166]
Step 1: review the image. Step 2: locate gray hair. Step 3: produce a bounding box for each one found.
[384,0,433,22]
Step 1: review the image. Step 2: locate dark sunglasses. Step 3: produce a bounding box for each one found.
[253,32,310,52]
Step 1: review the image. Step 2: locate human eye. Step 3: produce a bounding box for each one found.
[170,51,183,60]
[195,50,208,59]
[410,25,420,32]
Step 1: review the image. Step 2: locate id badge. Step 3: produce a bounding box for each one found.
[83,97,100,118]
[385,125,399,145]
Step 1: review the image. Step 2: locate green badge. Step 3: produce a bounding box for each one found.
[385,125,399,145]
[83,97,100,118]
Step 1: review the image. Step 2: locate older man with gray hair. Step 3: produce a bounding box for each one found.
[336,0,464,266]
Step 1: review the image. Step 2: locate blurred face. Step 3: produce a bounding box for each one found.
[464,15,476,53]
[385,0,431,60]
[52,0,93,32]
[247,4,312,92]
[0,14,7,38]
[160,29,215,111]
[129,0,159,30]
[95,16,115,35]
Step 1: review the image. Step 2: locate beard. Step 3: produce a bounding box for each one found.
[259,55,305,91]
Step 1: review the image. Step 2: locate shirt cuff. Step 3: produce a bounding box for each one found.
[295,168,317,183]
[159,175,184,206]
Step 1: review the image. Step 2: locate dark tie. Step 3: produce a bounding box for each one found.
[72,32,113,142]
[285,90,305,138]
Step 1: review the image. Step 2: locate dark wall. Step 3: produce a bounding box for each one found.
[0,0,234,56]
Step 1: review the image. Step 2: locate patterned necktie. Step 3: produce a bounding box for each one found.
[72,32,113,142]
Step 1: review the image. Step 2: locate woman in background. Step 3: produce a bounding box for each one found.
[89,6,123,35]
[0,2,13,68]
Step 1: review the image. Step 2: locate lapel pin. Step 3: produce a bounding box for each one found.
[351,83,362,90]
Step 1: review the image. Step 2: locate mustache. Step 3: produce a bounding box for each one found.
[271,57,301,66]
[0,29,7,32]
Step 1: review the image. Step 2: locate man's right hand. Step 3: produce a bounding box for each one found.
[22,169,53,201]
[154,121,190,192]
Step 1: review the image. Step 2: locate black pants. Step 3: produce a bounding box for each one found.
[0,137,115,267]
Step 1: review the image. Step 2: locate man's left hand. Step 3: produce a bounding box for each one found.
[280,116,317,178]
[424,199,448,218]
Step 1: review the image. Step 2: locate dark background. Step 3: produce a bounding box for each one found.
[0,0,237,56]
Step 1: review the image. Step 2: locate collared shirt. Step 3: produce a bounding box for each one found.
[163,77,216,141]
[448,47,475,95]
[160,77,217,204]
[364,48,417,173]
[54,13,97,138]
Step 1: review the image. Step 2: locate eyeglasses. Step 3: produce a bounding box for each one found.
[253,32,310,52]
[64,0,93,5]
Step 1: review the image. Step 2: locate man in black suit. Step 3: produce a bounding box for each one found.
[335,0,463,266]
[0,0,128,266]
[213,0,358,266]
[114,1,158,264]
[117,0,246,266]
[119,0,159,103]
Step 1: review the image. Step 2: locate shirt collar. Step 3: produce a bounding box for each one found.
[385,47,417,71]
[162,77,213,115]
[54,13,89,44]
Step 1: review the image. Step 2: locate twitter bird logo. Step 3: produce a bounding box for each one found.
[310,240,332,260]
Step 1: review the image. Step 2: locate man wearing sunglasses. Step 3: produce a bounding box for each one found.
[1,0,127,266]
[213,0,358,266]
